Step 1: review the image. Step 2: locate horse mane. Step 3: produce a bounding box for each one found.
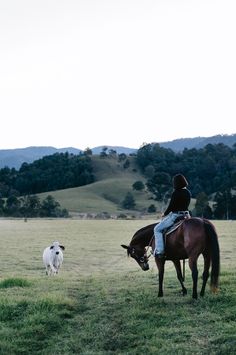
[131,222,157,245]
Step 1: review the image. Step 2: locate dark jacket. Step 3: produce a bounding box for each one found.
[164,187,191,216]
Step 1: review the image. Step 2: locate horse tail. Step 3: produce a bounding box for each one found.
[204,220,220,293]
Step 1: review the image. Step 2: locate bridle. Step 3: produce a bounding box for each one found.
[129,233,186,280]
[130,234,154,264]
[130,248,148,264]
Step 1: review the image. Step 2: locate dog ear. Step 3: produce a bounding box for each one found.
[59,245,65,250]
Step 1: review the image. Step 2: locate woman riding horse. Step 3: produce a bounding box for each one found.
[154,174,191,258]
[121,174,220,299]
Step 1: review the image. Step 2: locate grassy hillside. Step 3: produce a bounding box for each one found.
[38,155,163,215]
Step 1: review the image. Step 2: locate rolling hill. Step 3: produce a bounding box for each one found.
[1,133,236,169]
[37,155,196,217]
[37,155,162,216]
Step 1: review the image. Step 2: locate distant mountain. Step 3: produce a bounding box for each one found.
[159,137,206,151]
[0,145,137,169]
[194,134,236,149]
[87,136,236,154]
[0,134,236,169]
[0,146,82,169]
[159,134,236,152]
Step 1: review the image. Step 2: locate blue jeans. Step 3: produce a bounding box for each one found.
[154,212,179,255]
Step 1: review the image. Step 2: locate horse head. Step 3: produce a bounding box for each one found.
[121,244,150,271]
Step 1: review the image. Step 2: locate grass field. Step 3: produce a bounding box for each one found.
[0,219,235,354]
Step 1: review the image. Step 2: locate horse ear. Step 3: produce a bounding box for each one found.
[121,244,128,250]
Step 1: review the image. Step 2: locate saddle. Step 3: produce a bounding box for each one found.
[164,214,190,237]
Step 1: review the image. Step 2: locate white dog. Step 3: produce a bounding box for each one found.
[43,241,65,275]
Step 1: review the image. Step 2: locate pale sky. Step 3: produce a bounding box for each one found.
[1,0,236,150]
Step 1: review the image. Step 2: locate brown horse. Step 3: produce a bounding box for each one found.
[121,217,220,299]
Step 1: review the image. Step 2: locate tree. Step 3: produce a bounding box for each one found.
[144,165,155,178]
[230,195,236,219]
[5,195,21,216]
[118,153,127,162]
[108,149,117,157]
[192,182,203,197]
[0,198,5,215]
[84,147,93,156]
[213,190,233,219]
[195,192,210,217]
[132,181,145,191]
[147,204,156,213]
[20,195,41,217]
[122,192,136,209]
[100,147,108,158]
[0,193,68,218]
[146,172,171,201]
[40,195,61,217]
[123,159,130,169]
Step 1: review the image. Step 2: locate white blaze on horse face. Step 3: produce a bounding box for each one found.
[131,248,149,271]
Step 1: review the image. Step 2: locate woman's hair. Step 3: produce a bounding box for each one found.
[173,174,188,189]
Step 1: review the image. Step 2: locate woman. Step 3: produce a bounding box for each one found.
[154,174,191,258]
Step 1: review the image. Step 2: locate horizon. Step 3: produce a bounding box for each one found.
[0,132,236,151]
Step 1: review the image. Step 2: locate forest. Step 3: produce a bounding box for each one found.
[0,143,235,219]
[136,142,236,219]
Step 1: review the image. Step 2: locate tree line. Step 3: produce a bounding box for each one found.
[0,152,94,197]
[0,194,68,218]
[0,152,94,218]
[135,142,236,219]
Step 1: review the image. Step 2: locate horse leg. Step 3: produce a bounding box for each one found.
[189,257,198,299]
[200,254,210,297]
[173,260,187,296]
[155,259,165,297]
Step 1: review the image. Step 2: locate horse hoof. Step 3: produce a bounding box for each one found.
[182,288,187,296]
[158,293,163,297]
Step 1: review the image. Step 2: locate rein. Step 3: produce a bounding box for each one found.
[145,234,154,259]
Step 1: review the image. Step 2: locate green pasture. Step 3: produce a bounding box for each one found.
[37,178,195,216]
[37,155,160,214]
[0,219,235,354]
[38,178,158,215]
[37,155,196,216]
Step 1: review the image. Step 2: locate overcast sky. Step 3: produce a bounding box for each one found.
[1,0,235,150]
